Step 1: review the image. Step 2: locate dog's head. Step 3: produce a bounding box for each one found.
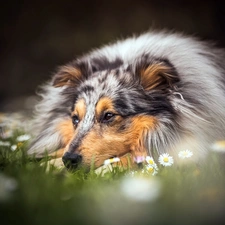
[52,56,179,170]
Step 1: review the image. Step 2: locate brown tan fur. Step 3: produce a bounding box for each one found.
[53,96,157,168]
[74,114,156,168]
[72,98,86,121]
[51,99,87,158]
[140,63,175,90]
[49,120,74,158]
[95,97,117,118]
[53,65,82,87]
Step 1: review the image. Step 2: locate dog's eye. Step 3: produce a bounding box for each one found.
[101,112,115,123]
[72,115,79,126]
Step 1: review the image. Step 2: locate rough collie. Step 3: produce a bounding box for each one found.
[28,31,225,170]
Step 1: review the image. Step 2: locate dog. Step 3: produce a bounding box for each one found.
[28,31,225,170]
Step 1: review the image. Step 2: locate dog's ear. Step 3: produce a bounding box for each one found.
[52,60,92,87]
[136,59,179,91]
[52,65,83,87]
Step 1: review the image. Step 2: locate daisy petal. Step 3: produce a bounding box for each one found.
[16,134,31,142]
[104,157,120,165]
[158,153,174,167]
[178,150,193,159]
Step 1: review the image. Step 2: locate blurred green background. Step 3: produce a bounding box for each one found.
[1,0,225,112]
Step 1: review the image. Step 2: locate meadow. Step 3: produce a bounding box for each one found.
[1,124,225,225]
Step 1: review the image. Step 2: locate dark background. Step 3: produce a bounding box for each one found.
[1,0,225,112]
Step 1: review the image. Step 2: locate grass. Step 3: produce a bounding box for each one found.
[1,130,225,225]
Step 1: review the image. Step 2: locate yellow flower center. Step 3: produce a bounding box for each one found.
[163,157,169,162]
[148,159,154,164]
[17,142,23,147]
[147,167,154,173]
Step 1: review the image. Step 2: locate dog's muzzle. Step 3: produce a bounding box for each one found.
[62,152,82,170]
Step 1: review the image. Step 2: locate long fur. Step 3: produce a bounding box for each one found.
[28,31,225,168]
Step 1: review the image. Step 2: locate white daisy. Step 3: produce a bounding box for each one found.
[104,157,120,165]
[16,134,31,142]
[145,156,156,166]
[145,164,158,176]
[178,149,193,159]
[158,153,174,167]
[0,141,10,146]
[11,145,17,151]
[144,156,158,175]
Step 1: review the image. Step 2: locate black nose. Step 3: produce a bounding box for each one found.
[62,152,82,170]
